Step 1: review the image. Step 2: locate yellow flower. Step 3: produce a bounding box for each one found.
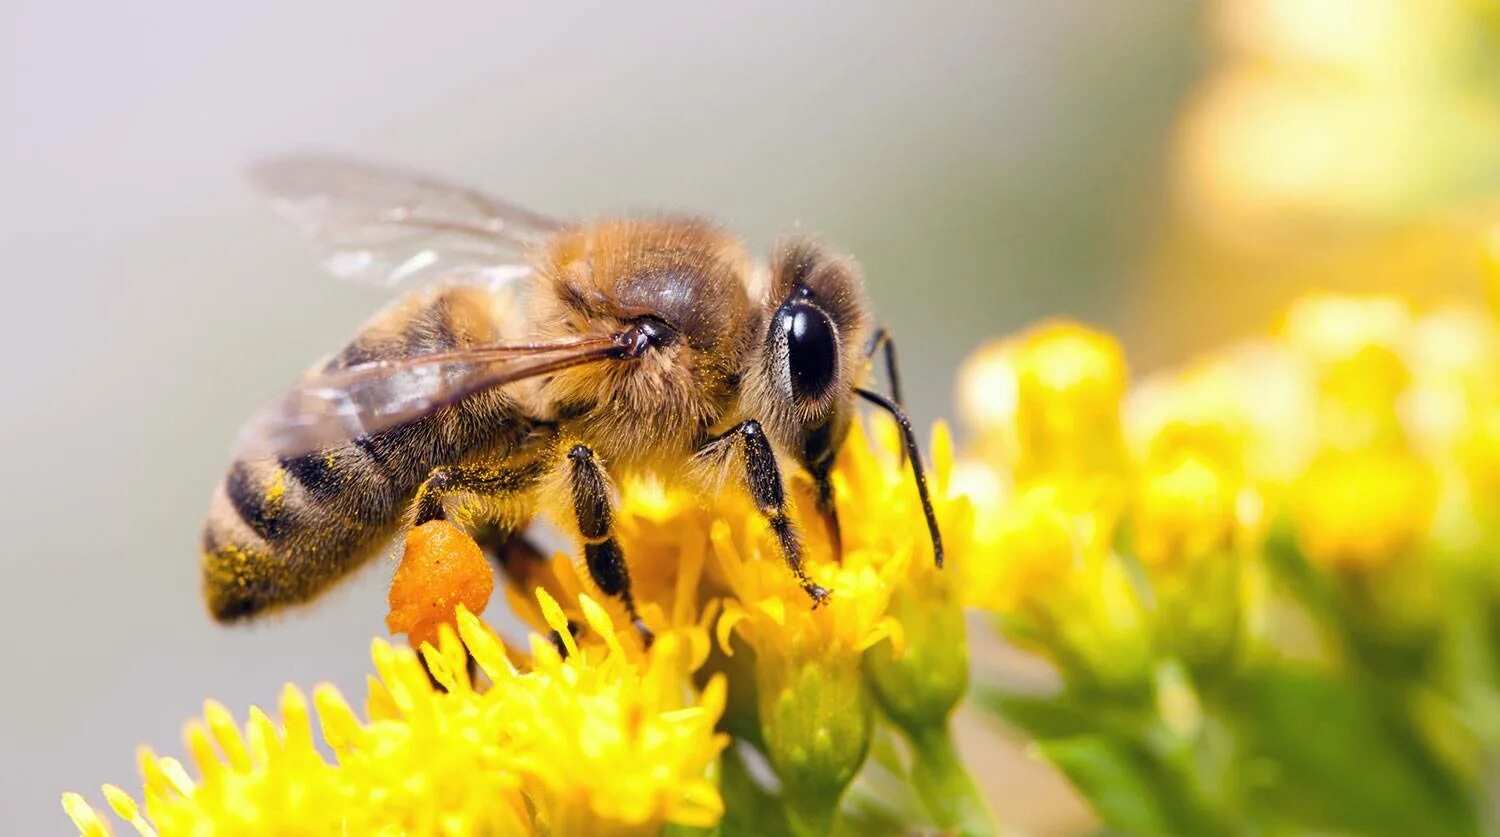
[710,457,903,832]
[957,321,1156,693]
[701,413,978,831]
[1293,449,1436,570]
[967,481,1080,615]
[1212,0,1456,75]
[855,420,973,734]
[959,321,1132,585]
[1118,344,1287,678]
[1273,294,1449,573]
[853,422,994,833]
[505,494,721,674]
[1136,453,1259,676]
[960,321,1129,485]
[65,598,727,836]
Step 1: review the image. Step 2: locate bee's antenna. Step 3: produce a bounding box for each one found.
[855,388,945,568]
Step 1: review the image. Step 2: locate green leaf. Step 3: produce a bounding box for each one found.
[1035,736,1180,834]
[979,686,1227,834]
[1225,664,1479,836]
[974,687,1105,740]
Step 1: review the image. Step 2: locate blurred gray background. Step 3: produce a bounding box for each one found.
[1,2,1199,832]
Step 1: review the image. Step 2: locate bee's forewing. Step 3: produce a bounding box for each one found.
[249,153,564,288]
[233,337,622,460]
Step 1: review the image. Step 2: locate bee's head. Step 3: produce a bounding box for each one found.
[745,238,873,452]
[531,219,759,464]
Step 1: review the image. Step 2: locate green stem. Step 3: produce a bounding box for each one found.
[714,745,793,837]
[784,795,840,837]
[909,723,997,836]
[1138,715,1238,836]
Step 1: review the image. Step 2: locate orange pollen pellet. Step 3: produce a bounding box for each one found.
[386,520,494,648]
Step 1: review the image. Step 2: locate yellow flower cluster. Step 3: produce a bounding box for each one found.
[958,291,1500,688]
[66,598,726,836]
[66,412,982,834]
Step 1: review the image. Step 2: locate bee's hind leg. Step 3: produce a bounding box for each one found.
[700,420,831,607]
[411,461,546,527]
[470,524,580,657]
[404,461,548,684]
[566,444,655,650]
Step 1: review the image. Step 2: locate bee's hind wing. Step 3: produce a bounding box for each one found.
[249,153,564,289]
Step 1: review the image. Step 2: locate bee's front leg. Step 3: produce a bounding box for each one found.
[566,444,655,649]
[802,324,907,559]
[700,420,831,607]
[865,325,904,409]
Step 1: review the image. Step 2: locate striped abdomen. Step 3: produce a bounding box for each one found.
[202,286,536,621]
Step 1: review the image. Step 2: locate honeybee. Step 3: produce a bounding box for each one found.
[203,154,943,645]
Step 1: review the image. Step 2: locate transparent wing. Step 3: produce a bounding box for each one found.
[249,153,565,288]
[235,335,627,460]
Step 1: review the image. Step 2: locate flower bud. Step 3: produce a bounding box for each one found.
[756,647,873,835]
[864,564,967,736]
[1134,452,1253,678]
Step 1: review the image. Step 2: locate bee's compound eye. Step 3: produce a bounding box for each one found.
[780,302,838,401]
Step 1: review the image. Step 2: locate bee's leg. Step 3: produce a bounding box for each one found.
[812,466,843,562]
[406,461,548,683]
[857,388,946,568]
[866,326,904,409]
[866,325,908,469]
[802,420,844,562]
[703,420,831,606]
[566,444,655,649]
[411,462,544,526]
[472,523,544,586]
[470,525,580,657]
[796,326,907,560]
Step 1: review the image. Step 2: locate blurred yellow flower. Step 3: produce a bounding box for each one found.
[1127,342,1315,494]
[954,292,1500,685]
[958,320,1158,693]
[960,321,1127,476]
[1139,0,1500,367]
[1293,450,1436,570]
[1484,224,1500,310]
[1282,294,1413,452]
[1177,0,1500,234]
[1134,454,1240,573]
